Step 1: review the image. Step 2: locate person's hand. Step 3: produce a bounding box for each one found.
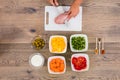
[48,0,59,6]
[67,2,79,20]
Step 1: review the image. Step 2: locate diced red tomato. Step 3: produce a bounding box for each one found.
[74,65,81,70]
[78,57,86,63]
[72,57,77,64]
[72,56,87,70]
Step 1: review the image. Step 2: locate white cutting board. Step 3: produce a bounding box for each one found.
[44,6,82,31]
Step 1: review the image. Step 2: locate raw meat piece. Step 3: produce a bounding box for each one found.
[55,12,68,24]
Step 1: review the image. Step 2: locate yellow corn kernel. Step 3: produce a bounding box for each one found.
[51,37,66,52]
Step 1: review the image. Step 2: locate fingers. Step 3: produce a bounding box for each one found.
[67,13,77,21]
[48,0,55,6]
[66,11,71,14]
[54,0,59,6]
[67,10,79,21]
[48,0,58,6]
[67,13,72,21]
[67,10,77,21]
[65,11,71,21]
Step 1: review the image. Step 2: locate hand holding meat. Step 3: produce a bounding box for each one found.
[48,0,83,20]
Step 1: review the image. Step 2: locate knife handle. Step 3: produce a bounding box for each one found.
[46,12,49,25]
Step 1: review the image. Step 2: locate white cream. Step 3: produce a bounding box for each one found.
[30,53,44,67]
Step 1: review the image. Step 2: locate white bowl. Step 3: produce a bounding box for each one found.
[49,35,67,53]
[29,53,45,68]
[71,53,89,72]
[48,56,66,74]
[70,34,88,52]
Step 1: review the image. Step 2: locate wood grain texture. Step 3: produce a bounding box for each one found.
[0,0,120,80]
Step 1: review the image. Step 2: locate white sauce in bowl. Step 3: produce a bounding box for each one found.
[29,53,44,67]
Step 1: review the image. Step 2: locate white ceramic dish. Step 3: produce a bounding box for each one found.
[70,34,88,52]
[71,53,89,72]
[49,35,67,53]
[48,56,66,74]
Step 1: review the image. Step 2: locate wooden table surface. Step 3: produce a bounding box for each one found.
[0,0,120,80]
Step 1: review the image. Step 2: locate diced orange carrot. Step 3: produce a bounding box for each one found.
[49,58,65,72]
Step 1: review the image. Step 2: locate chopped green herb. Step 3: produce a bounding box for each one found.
[71,36,86,50]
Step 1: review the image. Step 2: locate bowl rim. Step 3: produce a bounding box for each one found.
[70,34,88,52]
[49,35,67,53]
[71,53,89,72]
[47,56,66,74]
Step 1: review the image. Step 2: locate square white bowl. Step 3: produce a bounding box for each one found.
[71,53,89,72]
[48,56,66,74]
[49,35,67,53]
[70,34,88,52]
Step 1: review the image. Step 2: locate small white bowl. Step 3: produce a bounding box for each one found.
[29,53,45,69]
[70,34,88,52]
[49,35,67,53]
[48,56,66,74]
[71,53,89,72]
